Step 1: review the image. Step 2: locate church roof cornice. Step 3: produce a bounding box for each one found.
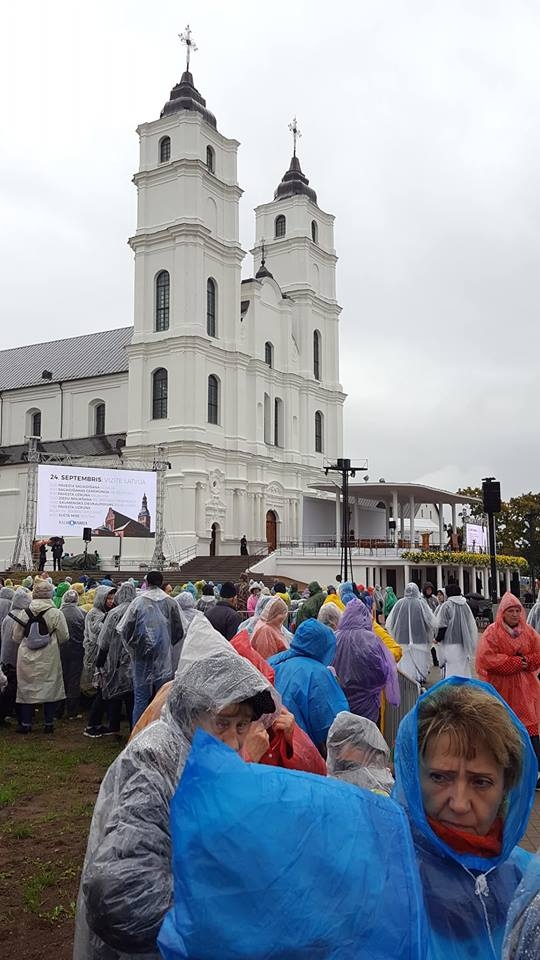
[128,224,246,262]
[133,158,242,195]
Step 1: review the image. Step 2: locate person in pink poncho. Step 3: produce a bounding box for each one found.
[250,596,289,660]
[246,582,262,615]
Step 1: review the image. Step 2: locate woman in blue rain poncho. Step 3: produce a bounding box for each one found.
[269,618,348,755]
[394,676,537,960]
[74,615,276,960]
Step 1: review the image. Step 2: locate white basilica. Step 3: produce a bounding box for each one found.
[0,56,346,564]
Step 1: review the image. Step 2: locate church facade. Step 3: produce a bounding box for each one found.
[0,63,345,565]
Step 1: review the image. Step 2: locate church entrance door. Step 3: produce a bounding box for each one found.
[210,522,220,556]
[266,510,277,553]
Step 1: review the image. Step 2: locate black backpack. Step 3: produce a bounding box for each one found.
[24,612,52,650]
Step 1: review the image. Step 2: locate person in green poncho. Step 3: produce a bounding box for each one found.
[295,581,327,627]
[383,586,398,618]
[54,581,72,609]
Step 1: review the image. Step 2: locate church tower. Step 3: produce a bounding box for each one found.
[252,119,343,448]
[138,493,151,530]
[126,27,245,449]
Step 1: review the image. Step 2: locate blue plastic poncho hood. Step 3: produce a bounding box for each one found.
[271,618,335,667]
[158,730,427,960]
[394,676,536,960]
[338,581,356,605]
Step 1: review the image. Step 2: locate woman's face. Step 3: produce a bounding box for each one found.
[503,605,521,628]
[420,733,505,836]
[199,702,254,752]
[105,591,116,610]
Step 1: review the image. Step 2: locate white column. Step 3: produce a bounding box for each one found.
[505,569,511,593]
[451,504,457,532]
[470,567,476,594]
[335,489,341,547]
[399,504,405,543]
[437,564,443,590]
[392,490,399,546]
[438,502,445,549]
[409,495,416,548]
[297,499,303,543]
[458,566,464,592]
[403,563,410,592]
[483,567,489,597]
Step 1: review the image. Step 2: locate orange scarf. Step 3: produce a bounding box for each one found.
[428,816,503,858]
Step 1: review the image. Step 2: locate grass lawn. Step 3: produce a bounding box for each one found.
[0,718,122,960]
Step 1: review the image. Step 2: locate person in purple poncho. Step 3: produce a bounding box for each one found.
[333,598,393,724]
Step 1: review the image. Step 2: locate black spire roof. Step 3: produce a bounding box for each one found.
[160,70,217,127]
[274,155,317,203]
[255,240,273,280]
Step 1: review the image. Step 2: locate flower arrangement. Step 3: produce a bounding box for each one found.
[401,550,528,571]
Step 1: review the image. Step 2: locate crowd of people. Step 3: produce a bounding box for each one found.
[2,568,540,957]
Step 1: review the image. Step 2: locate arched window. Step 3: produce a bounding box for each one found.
[155,271,170,331]
[264,392,271,444]
[274,397,284,447]
[208,375,219,424]
[94,403,105,436]
[275,214,286,238]
[315,410,323,453]
[206,145,215,173]
[313,329,321,381]
[311,220,318,243]
[152,368,168,419]
[207,278,216,337]
[264,341,273,367]
[31,410,41,437]
[159,136,171,163]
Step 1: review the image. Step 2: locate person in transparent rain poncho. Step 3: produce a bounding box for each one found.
[74,615,277,960]
[117,571,184,725]
[327,711,394,795]
[503,854,540,960]
[435,584,478,679]
[235,593,293,645]
[172,592,203,672]
[317,600,343,632]
[385,582,437,686]
[526,596,540,633]
[94,582,137,733]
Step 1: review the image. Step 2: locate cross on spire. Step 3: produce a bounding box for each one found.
[288,116,302,157]
[260,238,266,268]
[179,24,198,71]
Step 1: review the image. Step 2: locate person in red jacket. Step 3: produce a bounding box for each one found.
[231,631,326,776]
[476,591,540,787]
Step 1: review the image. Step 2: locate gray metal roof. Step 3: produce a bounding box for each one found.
[0,326,133,391]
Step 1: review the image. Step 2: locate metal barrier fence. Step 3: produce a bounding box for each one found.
[383,668,422,750]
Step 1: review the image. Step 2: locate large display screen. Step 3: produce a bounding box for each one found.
[36,464,157,539]
[465,522,488,553]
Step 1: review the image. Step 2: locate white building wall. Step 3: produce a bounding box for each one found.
[0,374,128,445]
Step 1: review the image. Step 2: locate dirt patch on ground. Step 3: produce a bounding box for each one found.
[0,717,123,959]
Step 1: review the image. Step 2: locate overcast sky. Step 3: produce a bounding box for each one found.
[1,1,539,498]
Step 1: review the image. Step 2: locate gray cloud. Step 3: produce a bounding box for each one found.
[1,0,539,497]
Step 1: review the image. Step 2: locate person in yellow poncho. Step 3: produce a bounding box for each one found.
[322,589,345,612]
